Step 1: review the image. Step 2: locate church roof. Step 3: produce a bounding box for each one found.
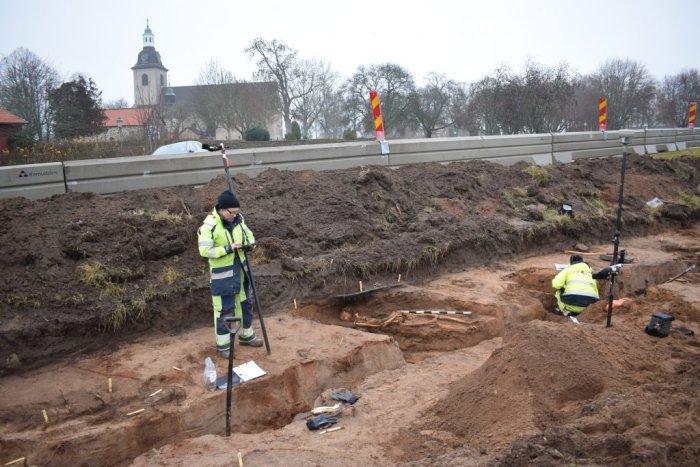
[102,108,150,127]
[161,82,279,104]
[132,47,168,71]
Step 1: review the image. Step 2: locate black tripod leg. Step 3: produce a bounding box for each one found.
[243,252,271,355]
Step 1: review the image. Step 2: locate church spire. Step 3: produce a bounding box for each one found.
[142,19,155,48]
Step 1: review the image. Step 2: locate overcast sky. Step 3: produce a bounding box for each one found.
[2,0,698,106]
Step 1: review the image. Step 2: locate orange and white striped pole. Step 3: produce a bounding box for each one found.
[689,102,697,128]
[369,90,385,141]
[598,98,607,131]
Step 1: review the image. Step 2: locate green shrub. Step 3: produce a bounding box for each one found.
[291,121,302,140]
[343,129,357,140]
[243,127,270,141]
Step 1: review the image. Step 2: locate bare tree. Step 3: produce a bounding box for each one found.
[103,98,130,109]
[343,63,416,137]
[194,60,236,138]
[245,38,300,135]
[657,69,700,127]
[569,76,600,132]
[317,88,349,138]
[409,73,461,137]
[589,58,657,129]
[229,81,280,135]
[291,59,337,138]
[0,48,60,141]
[464,73,506,135]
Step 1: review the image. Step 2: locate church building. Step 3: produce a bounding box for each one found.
[102,21,282,144]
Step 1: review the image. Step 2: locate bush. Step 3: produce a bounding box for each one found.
[342,129,357,140]
[243,127,270,141]
[291,121,301,140]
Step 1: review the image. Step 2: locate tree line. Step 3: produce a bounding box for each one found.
[1,41,699,146]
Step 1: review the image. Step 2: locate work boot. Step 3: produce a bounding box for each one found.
[219,349,230,358]
[239,337,263,347]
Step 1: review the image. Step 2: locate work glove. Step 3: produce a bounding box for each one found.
[306,414,337,430]
[241,243,256,253]
[331,389,359,404]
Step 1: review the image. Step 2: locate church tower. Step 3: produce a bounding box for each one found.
[131,20,168,107]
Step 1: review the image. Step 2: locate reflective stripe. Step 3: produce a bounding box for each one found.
[567,279,594,286]
[207,248,219,258]
[211,270,234,280]
[239,327,255,339]
[563,290,599,298]
[199,240,214,247]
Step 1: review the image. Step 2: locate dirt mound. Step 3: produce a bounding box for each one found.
[392,266,700,466]
[1,154,700,378]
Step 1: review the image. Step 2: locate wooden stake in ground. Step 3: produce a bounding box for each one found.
[665,264,696,283]
[3,457,26,466]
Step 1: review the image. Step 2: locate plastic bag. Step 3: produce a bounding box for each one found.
[204,357,217,391]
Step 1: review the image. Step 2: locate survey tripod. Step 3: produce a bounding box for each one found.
[605,136,630,328]
[223,315,241,437]
[216,143,272,354]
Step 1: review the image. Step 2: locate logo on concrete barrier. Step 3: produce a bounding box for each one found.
[17,169,58,178]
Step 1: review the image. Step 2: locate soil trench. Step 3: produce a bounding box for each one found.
[1,229,698,466]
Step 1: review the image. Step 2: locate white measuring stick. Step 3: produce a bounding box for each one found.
[398,310,472,315]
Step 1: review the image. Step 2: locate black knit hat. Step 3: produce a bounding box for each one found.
[217,190,240,209]
[569,254,584,265]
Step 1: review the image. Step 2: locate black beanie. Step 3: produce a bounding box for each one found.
[217,190,240,209]
[569,254,583,265]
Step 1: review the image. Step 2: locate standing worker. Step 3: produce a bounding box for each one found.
[198,190,263,357]
[552,255,617,317]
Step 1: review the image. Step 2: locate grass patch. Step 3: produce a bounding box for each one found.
[677,191,700,208]
[151,210,186,224]
[583,197,607,219]
[651,148,700,159]
[543,208,572,223]
[79,261,144,297]
[503,186,528,209]
[420,244,449,265]
[159,265,180,285]
[351,260,371,279]
[103,297,147,332]
[4,294,41,308]
[523,165,550,187]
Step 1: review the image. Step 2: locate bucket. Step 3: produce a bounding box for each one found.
[644,312,674,338]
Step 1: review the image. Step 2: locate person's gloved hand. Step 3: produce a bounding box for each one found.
[331,389,359,404]
[306,414,337,430]
[241,243,256,253]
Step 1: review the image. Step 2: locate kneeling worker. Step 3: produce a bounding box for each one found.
[552,255,619,317]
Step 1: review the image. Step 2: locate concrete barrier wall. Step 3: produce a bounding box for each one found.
[2,128,698,200]
[0,162,65,199]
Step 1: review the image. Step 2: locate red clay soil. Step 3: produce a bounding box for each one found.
[0,153,699,465]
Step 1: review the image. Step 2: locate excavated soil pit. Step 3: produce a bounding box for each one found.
[1,230,699,466]
[292,287,504,362]
[0,316,407,466]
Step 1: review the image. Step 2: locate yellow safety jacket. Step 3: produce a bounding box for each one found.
[197,209,255,297]
[552,262,599,307]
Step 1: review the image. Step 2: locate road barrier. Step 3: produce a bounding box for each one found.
[2,128,699,200]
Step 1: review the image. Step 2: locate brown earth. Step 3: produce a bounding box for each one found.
[0,154,699,466]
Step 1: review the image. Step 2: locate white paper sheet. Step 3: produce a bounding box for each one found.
[233,360,267,382]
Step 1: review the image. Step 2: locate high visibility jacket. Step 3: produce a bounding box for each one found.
[552,262,599,307]
[197,209,255,297]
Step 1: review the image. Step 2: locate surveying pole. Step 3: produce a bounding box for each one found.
[605,136,630,328]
